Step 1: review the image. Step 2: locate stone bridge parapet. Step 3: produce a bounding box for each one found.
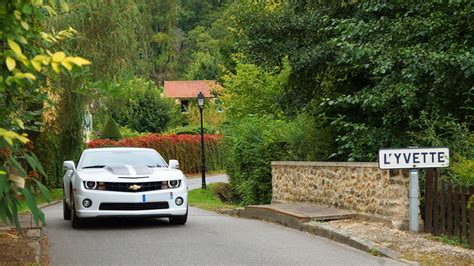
[272,161,412,229]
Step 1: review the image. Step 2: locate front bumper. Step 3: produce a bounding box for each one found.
[74,184,188,218]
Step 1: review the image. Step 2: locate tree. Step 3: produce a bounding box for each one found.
[0,0,90,227]
[100,118,122,140]
[34,0,157,185]
[230,1,473,163]
[109,78,175,133]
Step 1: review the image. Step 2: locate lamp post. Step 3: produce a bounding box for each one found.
[197,92,206,189]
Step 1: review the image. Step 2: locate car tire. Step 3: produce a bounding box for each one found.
[63,198,71,220]
[70,190,83,228]
[169,207,188,225]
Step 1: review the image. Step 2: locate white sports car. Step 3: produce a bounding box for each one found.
[62,147,188,228]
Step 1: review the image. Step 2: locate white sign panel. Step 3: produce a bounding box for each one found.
[379,147,449,169]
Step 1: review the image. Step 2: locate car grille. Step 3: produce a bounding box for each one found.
[103,181,162,192]
[99,202,169,211]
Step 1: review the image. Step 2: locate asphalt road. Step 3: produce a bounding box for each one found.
[44,175,403,265]
[186,174,228,190]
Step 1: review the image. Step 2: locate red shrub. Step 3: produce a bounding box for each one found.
[87,134,224,174]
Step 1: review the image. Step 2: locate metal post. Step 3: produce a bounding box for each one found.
[200,106,206,189]
[409,169,419,232]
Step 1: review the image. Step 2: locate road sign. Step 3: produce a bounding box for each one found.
[379,146,450,233]
[378,147,449,170]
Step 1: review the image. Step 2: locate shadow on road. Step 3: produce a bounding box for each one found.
[65,217,179,231]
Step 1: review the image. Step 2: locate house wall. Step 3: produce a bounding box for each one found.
[271,161,412,229]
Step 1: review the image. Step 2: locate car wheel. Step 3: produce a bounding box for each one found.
[63,198,71,220]
[169,208,188,225]
[70,190,83,228]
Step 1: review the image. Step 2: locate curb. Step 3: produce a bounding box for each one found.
[24,200,61,263]
[26,228,42,264]
[301,221,401,259]
[39,199,62,209]
[237,207,418,264]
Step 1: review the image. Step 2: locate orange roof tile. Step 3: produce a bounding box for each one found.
[164,80,222,98]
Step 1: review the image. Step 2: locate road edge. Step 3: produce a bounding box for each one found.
[229,207,418,265]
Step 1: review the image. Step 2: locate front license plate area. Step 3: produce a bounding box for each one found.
[138,193,169,203]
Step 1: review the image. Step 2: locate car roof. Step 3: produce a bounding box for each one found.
[83,147,156,153]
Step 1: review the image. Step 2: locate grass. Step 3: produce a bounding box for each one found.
[18,188,63,213]
[188,183,238,211]
[428,234,470,249]
[369,247,378,256]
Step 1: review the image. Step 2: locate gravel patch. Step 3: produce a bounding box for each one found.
[329,219,474,265]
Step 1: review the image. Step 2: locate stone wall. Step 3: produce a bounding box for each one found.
[272,161,412,229]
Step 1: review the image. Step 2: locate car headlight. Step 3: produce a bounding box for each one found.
[84,181,97,189]
[83,181,105,190]
[162,180,181,189]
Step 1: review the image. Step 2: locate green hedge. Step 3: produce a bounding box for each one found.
[224,117,290,205]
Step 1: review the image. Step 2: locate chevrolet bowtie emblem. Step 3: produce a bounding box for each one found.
[129,184,141,191]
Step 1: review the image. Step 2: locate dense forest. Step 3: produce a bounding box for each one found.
[1,1,472,225]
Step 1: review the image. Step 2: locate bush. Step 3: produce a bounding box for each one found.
[120,126,145,138]
[185,102,225,128]
[170,125,218,135]
[87,134,224,174]
[100,118,122,140]
[34,131,62,188]
[211,182,237,203]
[286,113,337,161]
[451,156,474,185]
[224,117,290,205]
[108,78,175,133]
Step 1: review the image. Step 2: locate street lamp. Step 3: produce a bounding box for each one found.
[197,92,206,189]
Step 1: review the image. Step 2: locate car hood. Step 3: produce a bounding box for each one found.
[76,165,184,182]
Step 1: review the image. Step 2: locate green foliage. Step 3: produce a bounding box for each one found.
[181,22,233,80]
[286,113,337,161]
[119,126,146,139]
[184,52,220,80]
[36,0,150,188]
[431,235,470,249]
[51,0,153,81]
[221,60,338,204]
[170,125,218,135]
[451,156,474,185]
[109,78,174,133]
[222,60,290,120]
[230,1,473,168]
[34,78,86,188]
[34,131,62,188]
[18,188,63,213]
[57,88,85,165]
[188,182,238,212]
[185,101,225,129]
[211,182,238,203]
[100,118,122,140]
[224,117,290,205]
[147,0,234,82]
[0,0,89,227]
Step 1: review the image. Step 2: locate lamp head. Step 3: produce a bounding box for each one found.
[197,92,205,107]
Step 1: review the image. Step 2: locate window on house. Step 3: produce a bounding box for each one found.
[180,100,189,113]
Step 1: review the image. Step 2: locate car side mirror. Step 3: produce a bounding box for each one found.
[63,161,76,171]
[169,160,179,169]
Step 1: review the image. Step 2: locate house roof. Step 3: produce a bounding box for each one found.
[163,80,222,98]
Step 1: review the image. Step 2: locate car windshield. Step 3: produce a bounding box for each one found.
[79,150,167,169]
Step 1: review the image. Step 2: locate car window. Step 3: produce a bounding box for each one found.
[78,150,167,169]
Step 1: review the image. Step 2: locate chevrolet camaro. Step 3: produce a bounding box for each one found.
[62,147,188,228]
